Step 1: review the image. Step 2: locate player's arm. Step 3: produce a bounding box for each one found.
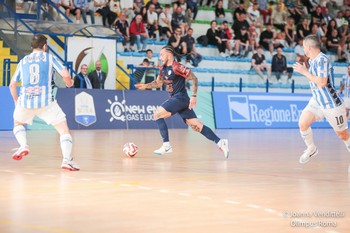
[135,74,164,90]
[293,62,328,88]
[338,81,345,94]
[9,61,22,104]
[187,72,198,110]
[60,68,74,88]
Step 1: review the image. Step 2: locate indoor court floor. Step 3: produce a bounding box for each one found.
[0,128,349,233]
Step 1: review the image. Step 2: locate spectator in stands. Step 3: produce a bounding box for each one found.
[233,0,246,22]
[88,60,107,89]
[94,0,115,27]
[22,0,37,14]
[221,21,234,56]
[233,25,250,57]
[271,47,293,83]
[271,2,288,32]
[147,3,159,39]
[168,27,187,60]
[143,49,159,85]
[133,0,144,15]
[228,0,240,10]
[251,45,271,82]
[309,6,324,29]
[74,0,95,24]
[130,14,149,52]
[158,4,173,40]
[335,11,344,29]
[338,20,350,48]
[215,0,226,24]
[206,20,227,57]
[187,0,198,20]
[232,13,250,37]
[296,17,310,40]
[259,24,280,55]
[247,2,262,32]
[200,0,213,7]
[285,17,296,48]
[344,9,350,25]
[258,0,272,25]
[171,6,188,35]
[326,19,337,38]
[133,58,149,83]
[62,0,81,23]
[294,37,307,63]
[248,24,259,54]
[173,0,192,29]
[183,28,203,67]
[74,64,92,89]
[326,29,348,62]
[287,4,301,26]
[146,0,162,15]
[318,23,328,48]
[120,0,135,24]
[115,12,132,52]
[323,7,332,25]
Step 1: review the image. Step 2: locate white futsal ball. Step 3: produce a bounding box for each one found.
[123,142,138,157]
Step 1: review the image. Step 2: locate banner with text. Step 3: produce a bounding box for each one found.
[212,92,331,129]
[56,89,187,129]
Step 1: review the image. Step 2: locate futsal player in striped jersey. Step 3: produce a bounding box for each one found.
[338,64,350,117]
[135,46,229,158]
[293,35,350,170]
[9,34,80,171]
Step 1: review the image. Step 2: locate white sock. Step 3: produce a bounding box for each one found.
[343,137,350,147]
[76,20,80,23]
[163,142,171,148]
[13,125,27,148]
[300,127,315,148]
[60,134,73,161]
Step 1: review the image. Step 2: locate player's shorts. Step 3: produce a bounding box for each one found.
[14,101,66,125]
[304,98,348,132]
[162,92,197,120]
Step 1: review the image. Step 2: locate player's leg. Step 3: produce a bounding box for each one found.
[153,106,173,155]
[185,117,229,158]
[39,102,79,171]
[298,105,319,164]
[12,105,33,160]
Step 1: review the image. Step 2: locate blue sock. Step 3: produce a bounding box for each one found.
[200,125,220,143]
[156,118,169,142]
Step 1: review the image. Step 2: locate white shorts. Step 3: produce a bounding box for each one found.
[304,98,348,132]
[14,101,66,125]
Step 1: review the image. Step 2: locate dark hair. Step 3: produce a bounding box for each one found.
[146,49,153,53]
[31,34,47,50]
[164,4,170,8]
[161,45,181,61]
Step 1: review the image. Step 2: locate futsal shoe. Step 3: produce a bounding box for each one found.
[218,139,229,159]
[153,145,173,155]
[61,159,80,171]
[299,146,318,164]
[12,146,30,160]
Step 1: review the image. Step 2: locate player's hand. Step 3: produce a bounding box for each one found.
[135,83,147,90]
[189,96,197,110]
[292,62,308,75]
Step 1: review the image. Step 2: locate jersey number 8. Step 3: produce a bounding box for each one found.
[29,64,40,85]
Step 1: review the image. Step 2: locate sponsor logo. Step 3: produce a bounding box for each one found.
[75,92,97,126]
[106,95,158,122]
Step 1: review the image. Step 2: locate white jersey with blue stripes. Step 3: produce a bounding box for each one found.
[341,74,350,99]
[308,52,342,109]
[12,51,65,109]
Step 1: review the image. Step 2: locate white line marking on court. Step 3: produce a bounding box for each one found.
[264,208,277,213]
[246,204,261,209]
[2,170,14,173]
[120,184,132,187]
[198,196,212,200]
[159,189,169,193]
[225,200,240,205]
[178,192,191,196]
[23,172,35,175]
[100,181,113,184]
[43,174,56,177]
[138,186,152,190]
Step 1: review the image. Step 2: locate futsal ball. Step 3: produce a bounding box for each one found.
[123,142,138,157]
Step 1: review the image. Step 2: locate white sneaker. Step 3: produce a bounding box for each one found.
[299,146,318,164]
[217,139,229,159]
[61,159,80,171]
[153,145,173,155]
[12,146,30,160]
[220,52,227,57]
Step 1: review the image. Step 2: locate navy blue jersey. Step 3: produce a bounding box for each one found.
[160,61,191,96]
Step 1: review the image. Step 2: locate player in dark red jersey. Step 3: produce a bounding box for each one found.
[135,46,229,158]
